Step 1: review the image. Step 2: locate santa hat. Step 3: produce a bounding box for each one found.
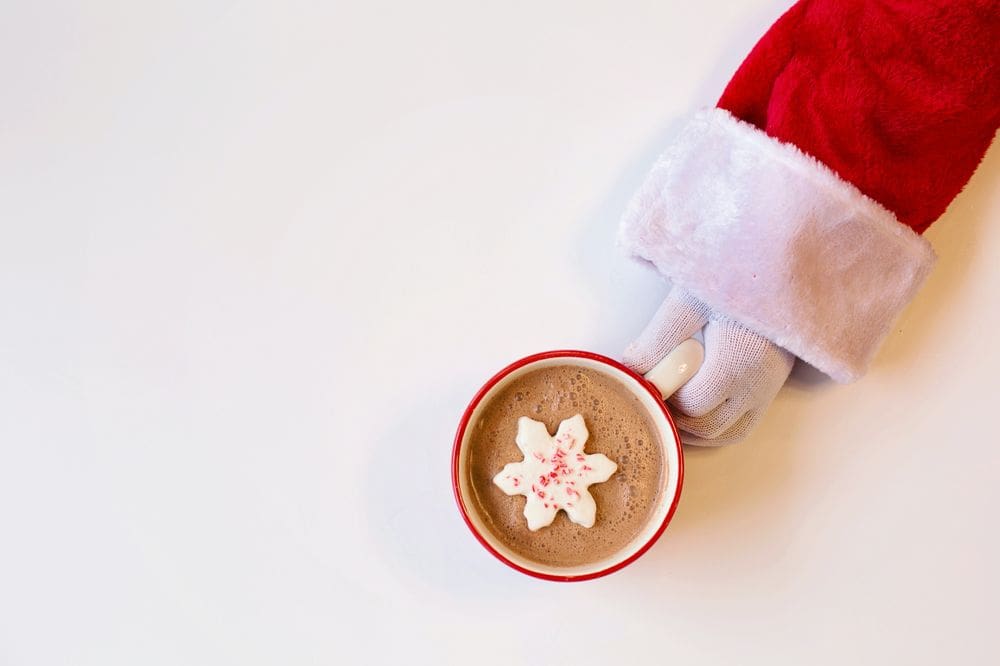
[620,0,1000,382]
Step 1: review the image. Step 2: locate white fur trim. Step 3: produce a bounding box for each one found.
[619,108,936,383]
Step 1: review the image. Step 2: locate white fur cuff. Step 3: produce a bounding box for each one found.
[619,108,936,382]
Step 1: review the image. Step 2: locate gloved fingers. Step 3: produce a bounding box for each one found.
[623,288,709,375]
[672,319,796,445]
[669,319,740,418]
[671,318,794,417]
[674,392,755,440]
[678,409,762,447]
[623,291,796,447]
[675,349,794,445]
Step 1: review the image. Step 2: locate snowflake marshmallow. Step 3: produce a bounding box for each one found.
[493,414,617,531]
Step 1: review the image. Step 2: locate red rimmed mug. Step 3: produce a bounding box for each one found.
[452,341,703,581]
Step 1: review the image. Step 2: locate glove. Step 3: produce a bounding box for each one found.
[623,288,794,446]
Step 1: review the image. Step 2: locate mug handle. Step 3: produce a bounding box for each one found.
[642,338,704,400]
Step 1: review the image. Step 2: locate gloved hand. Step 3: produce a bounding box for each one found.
[623,288,795,446]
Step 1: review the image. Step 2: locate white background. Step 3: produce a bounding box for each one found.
[2,1,998,664]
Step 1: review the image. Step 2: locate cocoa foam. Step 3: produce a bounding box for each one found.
[465,365,664,567]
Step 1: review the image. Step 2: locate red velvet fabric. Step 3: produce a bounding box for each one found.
[718,0,1000,234]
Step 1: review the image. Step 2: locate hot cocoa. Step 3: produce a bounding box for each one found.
[464,365,664,567]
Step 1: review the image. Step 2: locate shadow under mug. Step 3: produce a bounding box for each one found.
[452,341,703,581]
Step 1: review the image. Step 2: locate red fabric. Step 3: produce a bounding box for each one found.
[718,0,1000,234]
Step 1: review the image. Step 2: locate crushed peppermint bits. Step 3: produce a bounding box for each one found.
[493,414,617,531]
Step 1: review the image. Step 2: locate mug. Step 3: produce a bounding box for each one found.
[452,339,703,581]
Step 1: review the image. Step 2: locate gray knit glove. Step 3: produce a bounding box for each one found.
[623,288,795,446]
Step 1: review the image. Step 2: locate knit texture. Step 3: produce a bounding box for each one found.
[624,288,794,446]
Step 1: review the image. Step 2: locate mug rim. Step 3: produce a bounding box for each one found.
[451,349,685,582]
